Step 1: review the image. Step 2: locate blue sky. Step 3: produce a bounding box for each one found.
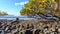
[0,0,28,16]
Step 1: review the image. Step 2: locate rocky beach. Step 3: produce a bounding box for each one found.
[0,18,60,34]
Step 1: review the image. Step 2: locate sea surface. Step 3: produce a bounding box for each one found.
[0,15,54,20]
[0,15,35,20]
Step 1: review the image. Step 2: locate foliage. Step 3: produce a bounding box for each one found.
[20,0,60,18]
[0,10,8,16]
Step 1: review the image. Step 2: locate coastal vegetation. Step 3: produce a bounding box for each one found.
[0,10,8,16]
[20,0,60,19]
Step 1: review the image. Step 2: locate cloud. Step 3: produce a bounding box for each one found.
[15,1,28,6]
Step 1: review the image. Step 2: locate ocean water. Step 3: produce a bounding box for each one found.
[0,16,35,20]
[0,17,35,20]
[0,15,54,20]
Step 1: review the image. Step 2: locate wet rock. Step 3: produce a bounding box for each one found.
[35,29,41,34]
[44,26,49,29]
[25,30,33,34]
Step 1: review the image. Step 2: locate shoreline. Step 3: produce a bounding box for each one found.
[0,18,60,34]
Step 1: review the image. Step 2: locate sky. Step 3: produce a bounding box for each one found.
[0,0,28,16]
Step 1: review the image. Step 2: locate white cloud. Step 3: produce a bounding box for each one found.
[15,1,28,6]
